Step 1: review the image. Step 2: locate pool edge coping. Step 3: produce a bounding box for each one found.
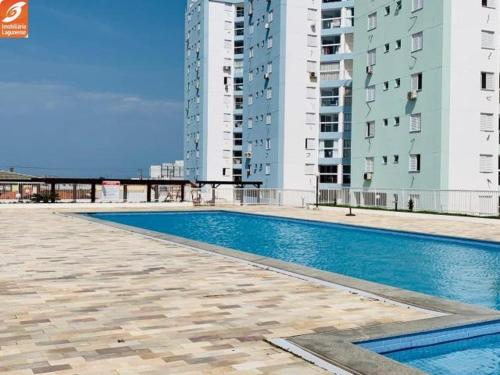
[63,209,500,375]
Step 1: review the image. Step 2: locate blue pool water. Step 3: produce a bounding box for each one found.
[90,211,500,375]
[385,333,500,375]
[91,210,500,311]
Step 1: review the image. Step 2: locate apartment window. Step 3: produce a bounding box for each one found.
[305,138,316,150]
[306,112,316,125]
[265,138,271,150]
[366,121,375,138]
[383,81,389,91]
[384,43,390,53]
[480,113,494,132]
[343,166,351,184]
[480,154,493,173]
[319,165,338,184]
[321,114,339,132]
[307,60,317,72]
[307,35,318,48]
[248,95,253,105]
[368,12,377,30]
[481,30,495,49]
[249,47,254,58]
[395,78,401,88]
[395,40,402,49]
[412,32,423,52]
[383,118,389,126]
[384,6,391,15]
[481,72,494,90]
[344,113,352,133]
[266,114,272,125]
[249,71,253,81]
[394,117,400,126]
[321,88,339,106]
[412,0,424,11]
[267,37,273,49]
[266,88,273,99]
[307,86,317,99]
[366,85,376,102]
[267,62,273,74]
[367,49,377,66]
[394,155,399,164]
[320,140,338,158]
[409,154,421,172]
[482,0,496,8]
[268,11,274,23]
[365,157,374,173]
[410,113,422,132]
[382,156,388,165]
[343,139,351,158]
[265,164,271,175]
[305,164,315,175]
[248,118,253,129]
[321,62,340,80]
[411,73,423,91]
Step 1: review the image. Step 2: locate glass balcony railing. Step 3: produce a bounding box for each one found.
[321,122,339,133]
[322,17,354,30]
[322,44,341,55]
[320,149,340,159]
[321,97,340,107]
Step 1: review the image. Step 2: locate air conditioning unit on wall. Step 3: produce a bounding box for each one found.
[408,90,418,100]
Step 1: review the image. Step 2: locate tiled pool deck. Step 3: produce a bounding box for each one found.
[0,205,499,374]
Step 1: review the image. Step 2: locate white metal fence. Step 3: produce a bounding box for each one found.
[2,182,498,217]
[185,187,315,208]
[318,188,500,217]
[185,186,500,217]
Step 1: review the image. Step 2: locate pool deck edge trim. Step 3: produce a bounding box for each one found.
[65,210,500,375]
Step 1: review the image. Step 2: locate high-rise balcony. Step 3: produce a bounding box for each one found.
[322,44,341,55]
[322,17,353,30]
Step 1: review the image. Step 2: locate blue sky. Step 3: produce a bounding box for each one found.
[0,0,186,178]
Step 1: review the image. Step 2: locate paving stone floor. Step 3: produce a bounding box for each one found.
[0,208,441,374]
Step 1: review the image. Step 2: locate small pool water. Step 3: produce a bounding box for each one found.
[385,333,500,375]
[90,211,500,374]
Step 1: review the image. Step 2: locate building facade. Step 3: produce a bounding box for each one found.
[351,0,500,192]
[184,0,246,183]
[150,160,185,180]
[184,0,354,190]
[185,0,500,195]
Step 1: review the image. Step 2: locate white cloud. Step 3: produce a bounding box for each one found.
[0,81,182,116]
[0,81,184,176]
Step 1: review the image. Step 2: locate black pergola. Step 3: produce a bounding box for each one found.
[4,177,195,203]
[2,178,264,203]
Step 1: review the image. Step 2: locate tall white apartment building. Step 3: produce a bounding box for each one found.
[184,0,355,190]
[184,0,499,197]
[184,0,246,183]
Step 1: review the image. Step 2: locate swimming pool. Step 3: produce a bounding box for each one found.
[89,210,500,375]
[386,333,500,375]
[358,321,500,375]
[90,210,500,311]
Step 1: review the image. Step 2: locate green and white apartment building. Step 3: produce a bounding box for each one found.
[352,0,499,194]
[184,0,500,205]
